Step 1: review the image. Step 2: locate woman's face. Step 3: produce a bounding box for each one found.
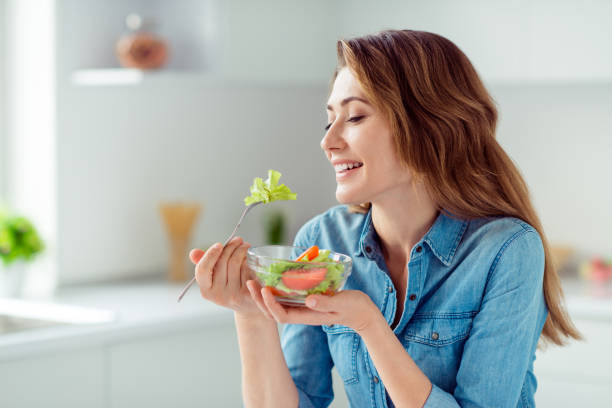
[322,68,413,205]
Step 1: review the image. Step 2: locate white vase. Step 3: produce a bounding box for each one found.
[0,260,26,298]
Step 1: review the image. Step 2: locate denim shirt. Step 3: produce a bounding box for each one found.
[281,205,548,408]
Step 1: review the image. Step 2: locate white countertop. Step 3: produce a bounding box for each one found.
[0,276,611,362]
[558,278,612,322]
[0,277,234,361]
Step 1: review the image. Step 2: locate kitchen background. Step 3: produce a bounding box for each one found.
[0,0,611,407]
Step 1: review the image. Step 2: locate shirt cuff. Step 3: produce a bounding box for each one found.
[423,383,460,408]
[296,387,319,408]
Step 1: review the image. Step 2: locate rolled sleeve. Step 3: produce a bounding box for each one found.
[296,387,323,408]
[281,323,334,408]
[424,384,460,408]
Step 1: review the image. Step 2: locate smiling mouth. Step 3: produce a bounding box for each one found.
[335,162,364,174]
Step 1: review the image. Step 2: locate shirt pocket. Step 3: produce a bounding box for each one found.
[321,324,360,385]
[403,312,476,390]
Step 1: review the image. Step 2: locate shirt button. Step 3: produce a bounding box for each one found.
[409,294,417,301]
[373,376,379,383]
[431,332,439,340]
[415,246,422,253]
[365,246,372,254]
[388,286,393,293]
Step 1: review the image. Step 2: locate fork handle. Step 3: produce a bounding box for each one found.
[177,202,262,302]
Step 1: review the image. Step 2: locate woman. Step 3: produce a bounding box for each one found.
[190,30,580,407]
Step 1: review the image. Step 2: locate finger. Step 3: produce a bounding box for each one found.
[211,236,243,289]
[259,288,337,325]
[195,243,223,289]
[189,248,205,264]
[261,287,289,323]
[246,280,274,320]
[227,242,250,294]
[240,258,256,286]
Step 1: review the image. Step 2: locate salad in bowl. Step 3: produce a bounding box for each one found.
[246,245,352,306]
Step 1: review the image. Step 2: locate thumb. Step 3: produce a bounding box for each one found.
[189,248,205,264]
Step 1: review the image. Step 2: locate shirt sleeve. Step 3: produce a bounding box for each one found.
[281,324,335,408]
[281,216,335,408]
[423,229,548,408]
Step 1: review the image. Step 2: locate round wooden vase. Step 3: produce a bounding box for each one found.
[159,202,202,282]
[116,14,168,70]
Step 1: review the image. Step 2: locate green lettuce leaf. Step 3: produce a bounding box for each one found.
[244,170,297,206]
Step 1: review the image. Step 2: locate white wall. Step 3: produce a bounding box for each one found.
[335,0,612,83]
[220,0,339,83]
[3,0,58,296]
[58,81,337,283]
[0,0,7,200]
[491,83,612,256]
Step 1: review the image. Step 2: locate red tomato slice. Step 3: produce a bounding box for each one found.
[281,268,327,290]
[266,286,288,297]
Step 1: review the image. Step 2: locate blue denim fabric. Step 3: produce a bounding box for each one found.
[281,205,548,408]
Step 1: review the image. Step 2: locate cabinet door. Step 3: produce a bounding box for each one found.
[0,347,106,408]
[109,321,242,408]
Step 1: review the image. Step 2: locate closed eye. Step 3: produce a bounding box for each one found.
[324,115,365,132]
[347,115,365,123]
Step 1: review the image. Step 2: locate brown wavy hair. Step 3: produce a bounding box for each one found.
[332,29,580,346]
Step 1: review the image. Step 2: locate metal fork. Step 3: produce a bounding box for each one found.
[176,201,262,302]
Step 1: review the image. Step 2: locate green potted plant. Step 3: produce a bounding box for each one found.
[0,205,45,297]
[263,209,287,245]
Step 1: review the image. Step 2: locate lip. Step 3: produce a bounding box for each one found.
[331,159,363,166]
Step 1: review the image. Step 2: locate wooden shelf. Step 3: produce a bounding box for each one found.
[69,68,329,88]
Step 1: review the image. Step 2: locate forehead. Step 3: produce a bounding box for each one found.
[327,68,367,105]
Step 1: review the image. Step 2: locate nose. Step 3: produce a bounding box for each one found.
[320,122,345,153]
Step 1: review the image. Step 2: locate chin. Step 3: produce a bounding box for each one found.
[335,186,368,206]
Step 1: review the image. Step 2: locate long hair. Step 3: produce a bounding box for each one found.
[333,29,580,346]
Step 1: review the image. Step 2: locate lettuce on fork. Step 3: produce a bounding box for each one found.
[244,170,297,205]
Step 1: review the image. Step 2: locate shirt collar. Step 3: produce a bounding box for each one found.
[356,207,468,266]
[422,210,469,266]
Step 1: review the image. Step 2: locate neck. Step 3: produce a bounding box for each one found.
[370,182,438,266]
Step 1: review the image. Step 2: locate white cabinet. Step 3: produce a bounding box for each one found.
[0,321,242,408]
[534,318,612,407]
[108,323,242,408]
[0,347,106,408]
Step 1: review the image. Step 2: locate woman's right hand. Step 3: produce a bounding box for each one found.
[189,236,272,321]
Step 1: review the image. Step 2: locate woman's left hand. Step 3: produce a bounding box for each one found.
[246,281,381,333]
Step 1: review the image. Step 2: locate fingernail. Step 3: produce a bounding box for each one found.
[306,297,317,308]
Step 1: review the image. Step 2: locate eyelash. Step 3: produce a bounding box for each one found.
[324,115,365,131]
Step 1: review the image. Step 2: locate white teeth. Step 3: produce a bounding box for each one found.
[334,162,363,172]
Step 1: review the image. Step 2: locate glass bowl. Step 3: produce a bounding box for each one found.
[246,245,352,306]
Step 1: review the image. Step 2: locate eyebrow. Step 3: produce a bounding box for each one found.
[326,96,371,111]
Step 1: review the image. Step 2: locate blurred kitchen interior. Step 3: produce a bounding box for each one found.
[0,0,611,407]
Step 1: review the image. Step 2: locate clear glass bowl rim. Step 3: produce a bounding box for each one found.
[246,245,352,267]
